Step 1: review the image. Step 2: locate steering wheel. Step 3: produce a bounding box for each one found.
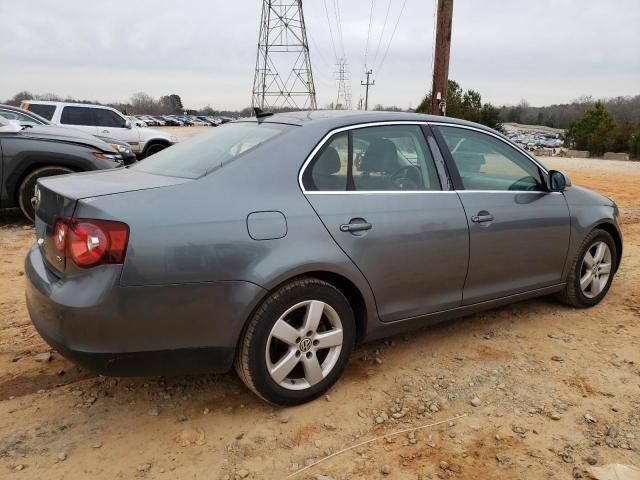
[389,165,422,190]
[508,175,541,191]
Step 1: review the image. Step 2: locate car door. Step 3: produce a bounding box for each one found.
[59,106,99,136]
[93,108,140,146]
[302,123,469,323]
[434,124,571,305]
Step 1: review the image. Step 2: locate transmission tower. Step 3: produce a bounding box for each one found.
[335,58,352,110]
[252,0,317,110]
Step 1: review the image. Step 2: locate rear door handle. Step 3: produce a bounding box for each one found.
[340,222,372,233]
[470,212,494,223]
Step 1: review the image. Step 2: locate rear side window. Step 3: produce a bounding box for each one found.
[0,110,42,127]
[131,122,290,179]
[26,104,55,120]
[61,106,96,126]
[302,132,348,191]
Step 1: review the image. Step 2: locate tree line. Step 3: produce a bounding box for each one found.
[500,95,640,130]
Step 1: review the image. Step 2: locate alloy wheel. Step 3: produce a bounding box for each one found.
[265,300,343,391]
[579,241,612,298]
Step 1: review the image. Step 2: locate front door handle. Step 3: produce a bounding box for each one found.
[470,211,494,223]
[340,221,372,233]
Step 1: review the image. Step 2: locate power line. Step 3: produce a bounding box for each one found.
[333,0,346,59]
[374,0,408,77]
[362,0,376,78]
[371,0,392,70]
[323,0,339,60]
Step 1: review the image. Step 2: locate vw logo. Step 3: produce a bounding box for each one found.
[299,337,313,353]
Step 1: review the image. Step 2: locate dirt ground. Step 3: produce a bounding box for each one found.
[0,135,638,479]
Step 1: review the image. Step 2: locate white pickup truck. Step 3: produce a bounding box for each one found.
[21,101,177,157]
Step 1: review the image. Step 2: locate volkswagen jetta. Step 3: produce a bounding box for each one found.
[25,111,623,405]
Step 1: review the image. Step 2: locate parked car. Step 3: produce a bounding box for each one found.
[150,116,166,126]
[21,101,177,157]
[0,104,137,165]
[25,111,622,405]
[127,115,147,128]
[175,115,194,126]
[161,116,183,126]
[0,116,123,221]
[136,115,157,126]
[188,116,209,126]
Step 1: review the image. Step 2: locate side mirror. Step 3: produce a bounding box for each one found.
[125,120,132,129]
[548,170,571,192]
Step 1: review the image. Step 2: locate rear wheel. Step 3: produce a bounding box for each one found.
[556,228,617,307]
[235,277,355,405]
[18,166,73,222]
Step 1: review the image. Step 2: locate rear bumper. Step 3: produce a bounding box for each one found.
[25,245,266,376]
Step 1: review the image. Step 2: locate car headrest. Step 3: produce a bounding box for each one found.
[360,139,398,173]
[313,146,341,175]
[452,152,486,173]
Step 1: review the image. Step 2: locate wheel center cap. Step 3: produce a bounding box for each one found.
[299,337,313,353]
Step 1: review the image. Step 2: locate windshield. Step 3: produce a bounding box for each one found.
[131,122,291,179]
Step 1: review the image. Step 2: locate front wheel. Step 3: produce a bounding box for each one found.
[143,142,167,157]
[18,166,74,222]
[556,228,617,307]
[235,277,355,405]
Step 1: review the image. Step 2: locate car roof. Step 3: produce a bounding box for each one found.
[22,100,115,110]
[251,110,500,135]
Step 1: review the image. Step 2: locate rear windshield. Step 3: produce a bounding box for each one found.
[131,122,290,179]
[26,104,56,120]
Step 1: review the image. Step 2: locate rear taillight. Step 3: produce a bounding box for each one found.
[53,218,129,268]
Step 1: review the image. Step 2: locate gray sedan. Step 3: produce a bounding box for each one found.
[25,111,622,405]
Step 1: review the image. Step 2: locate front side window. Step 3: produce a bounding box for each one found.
[437,126,545,191]
[302,124,441,192]
[94,109,126,128]
[61,106,96,126]
[131,122,289,179]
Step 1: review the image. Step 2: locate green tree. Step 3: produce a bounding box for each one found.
[480,103,505,133]
[565,101,616,156]
[160,94,184,114]
[416,80,503,132]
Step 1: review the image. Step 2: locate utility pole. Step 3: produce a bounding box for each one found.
[361,69,375,111]
[431,0,453,115]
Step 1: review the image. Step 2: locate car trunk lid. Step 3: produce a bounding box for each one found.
[35,168,190,273]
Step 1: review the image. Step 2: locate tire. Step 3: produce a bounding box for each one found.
[556,228,617,308]
[235,277,355,405]
[18,166,73,222]
[143,142,167,157]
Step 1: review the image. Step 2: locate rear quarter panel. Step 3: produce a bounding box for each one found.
[73,125,380,343]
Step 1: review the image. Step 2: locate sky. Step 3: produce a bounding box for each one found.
[0,0,638,111]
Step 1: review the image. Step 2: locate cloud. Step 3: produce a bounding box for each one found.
[0,0,638,109]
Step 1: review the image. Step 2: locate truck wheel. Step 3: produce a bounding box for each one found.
[18,166,73,222]
[144,143,167,157]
